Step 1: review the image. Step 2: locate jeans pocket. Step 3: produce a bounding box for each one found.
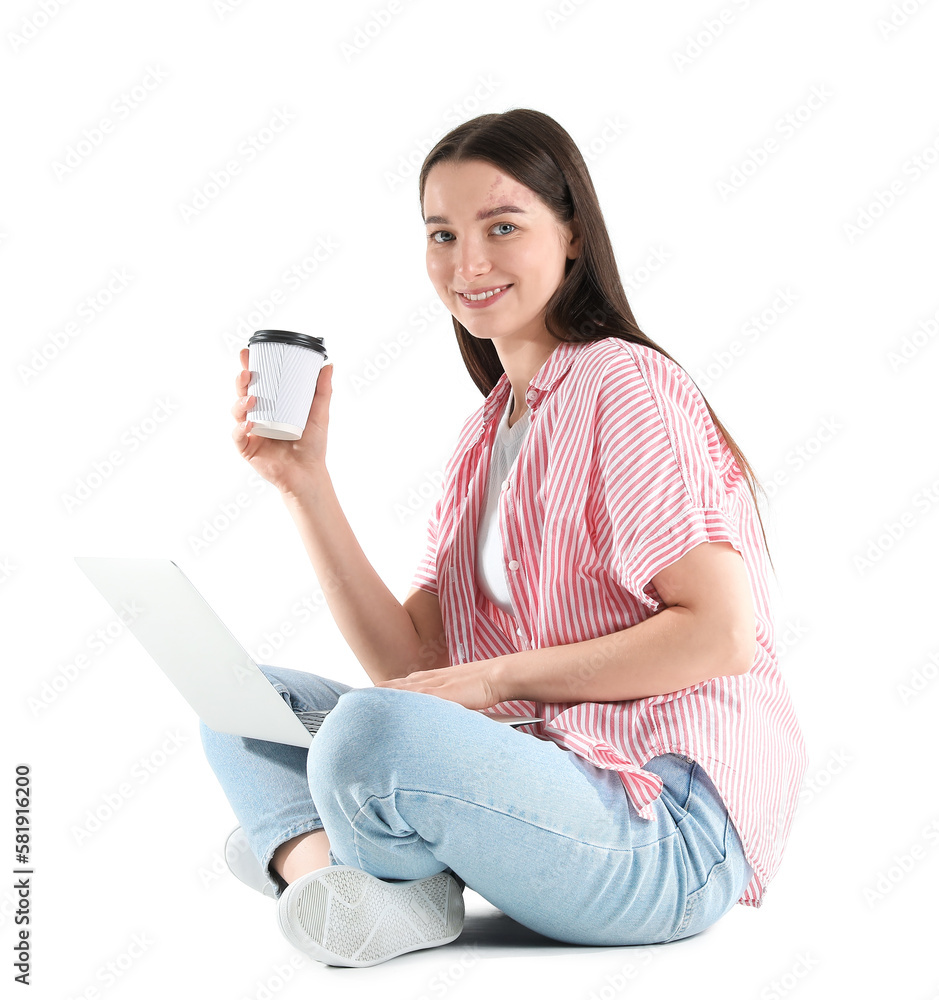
[643,754,697,816]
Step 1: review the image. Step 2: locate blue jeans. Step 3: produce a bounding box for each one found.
[200,665,753,946]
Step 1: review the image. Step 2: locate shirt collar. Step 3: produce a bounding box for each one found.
[481,339,587,426]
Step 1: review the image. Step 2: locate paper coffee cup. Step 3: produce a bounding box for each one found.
[246,331,328,440]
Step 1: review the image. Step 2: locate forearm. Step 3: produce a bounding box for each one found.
[493,606,752,704]
[282,471,426,685]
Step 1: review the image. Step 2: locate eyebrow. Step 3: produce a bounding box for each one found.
[423,205,527,225]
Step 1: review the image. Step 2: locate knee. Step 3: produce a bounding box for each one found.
[306,686,429,787]
[318,685,429,737]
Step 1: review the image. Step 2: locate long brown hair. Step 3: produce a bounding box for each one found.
[418,108,774,576]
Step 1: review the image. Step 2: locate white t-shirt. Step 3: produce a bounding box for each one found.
[475,391,531,616]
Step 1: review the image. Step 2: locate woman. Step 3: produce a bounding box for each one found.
[202,108,808,969]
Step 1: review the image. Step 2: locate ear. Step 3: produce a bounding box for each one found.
[564,217,583,259]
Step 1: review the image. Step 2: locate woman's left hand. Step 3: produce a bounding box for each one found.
[375,658,505,711]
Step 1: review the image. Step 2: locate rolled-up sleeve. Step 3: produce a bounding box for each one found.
[595,348,745,612]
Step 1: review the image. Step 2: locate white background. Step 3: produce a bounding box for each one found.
[3,0,938,997]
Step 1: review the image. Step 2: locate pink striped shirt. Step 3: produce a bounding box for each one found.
[411,336,807,907]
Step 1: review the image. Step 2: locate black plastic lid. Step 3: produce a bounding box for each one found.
[248,330,327,357]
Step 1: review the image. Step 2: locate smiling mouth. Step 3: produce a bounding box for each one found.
[457,284,513,304]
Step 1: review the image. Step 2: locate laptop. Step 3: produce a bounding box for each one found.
[74,557,543,747]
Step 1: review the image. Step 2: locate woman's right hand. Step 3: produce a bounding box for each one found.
[231,347,334,497]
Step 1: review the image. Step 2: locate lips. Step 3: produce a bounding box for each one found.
[457,284,513,307]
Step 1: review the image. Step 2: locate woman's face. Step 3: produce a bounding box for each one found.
[423,159,580,347]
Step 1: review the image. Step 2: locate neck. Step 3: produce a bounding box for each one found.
[508,393,528,427]
[494,333,560,425]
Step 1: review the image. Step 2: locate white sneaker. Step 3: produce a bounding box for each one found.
[224,827,278,899]
[277,865,465,968]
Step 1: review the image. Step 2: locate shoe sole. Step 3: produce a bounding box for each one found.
[277,865,464,968]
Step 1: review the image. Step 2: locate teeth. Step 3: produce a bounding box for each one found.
[461,286,507,301]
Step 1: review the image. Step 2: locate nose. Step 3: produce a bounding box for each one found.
[455,232,491,281]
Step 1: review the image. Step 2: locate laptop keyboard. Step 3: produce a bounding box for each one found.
[294,709,332,736]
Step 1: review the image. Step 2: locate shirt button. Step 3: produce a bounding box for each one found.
[516,627,523,636]
[508,560,520,571]
[501,480,509,491]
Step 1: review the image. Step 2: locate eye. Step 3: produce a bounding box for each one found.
[426,222,517,244]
